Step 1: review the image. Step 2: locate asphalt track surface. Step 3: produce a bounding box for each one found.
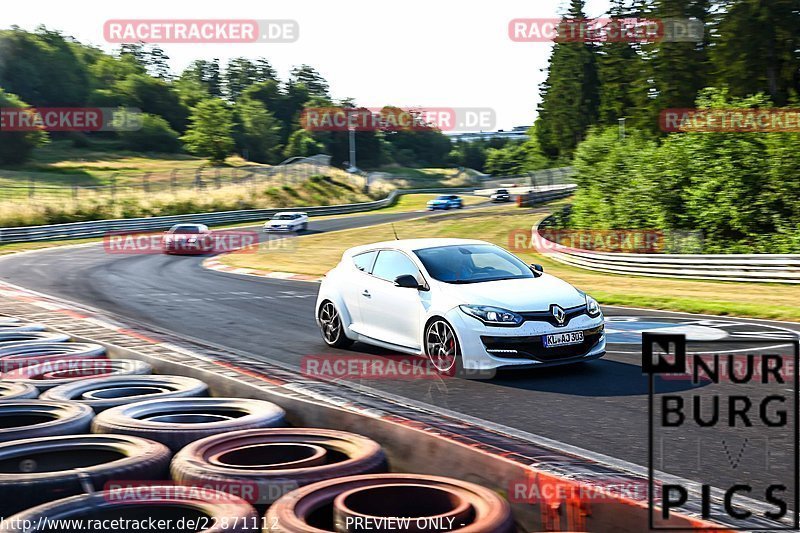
[2,205,799,514]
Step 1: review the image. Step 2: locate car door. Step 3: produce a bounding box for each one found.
[340,250,378,331]
[357,249,428,351]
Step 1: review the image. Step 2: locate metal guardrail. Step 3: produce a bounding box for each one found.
[0,185,575,244]
[532,217,800,284]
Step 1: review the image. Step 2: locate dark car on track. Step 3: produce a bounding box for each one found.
[490,189,511,202]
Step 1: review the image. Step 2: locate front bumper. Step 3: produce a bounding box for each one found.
[264,225,298,232]
[443,307,606,370]
[427,204,449,210]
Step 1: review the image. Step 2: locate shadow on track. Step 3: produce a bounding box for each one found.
[487,359,707,397]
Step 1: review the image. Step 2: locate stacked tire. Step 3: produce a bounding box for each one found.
[0,317,517,532]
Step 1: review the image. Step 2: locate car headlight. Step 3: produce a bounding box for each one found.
[460,305,523,327]
[586,295,601,317]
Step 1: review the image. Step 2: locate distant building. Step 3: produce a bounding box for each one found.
[447,126,531,143]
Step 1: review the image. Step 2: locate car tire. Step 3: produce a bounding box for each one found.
[92,398,287,452]
[0,400,94,443]
[41,375,209,413]
[424,318,464,377]
[171,428,387,507]
[0,331,70,346]
[317,301,354,348]
[266,473,515,533]
[0,322,45,332]
[3,359,152,391]
[2,487,258,533]
[0,342,106,373]
[0,434,171,518]
[0,382,38,400]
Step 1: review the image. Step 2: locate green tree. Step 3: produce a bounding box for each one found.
[114,74,188,132]
[180,59,223,97]
[181,99,235,164]
[710,0,800,106]
[597,0,641,125]
[235,99,282,163]
[536,0,600,158]
[0,26,91,106]
[118,113,181,153]
[283,129,324,159]
[289,65,330,99]
[0,89,48,164]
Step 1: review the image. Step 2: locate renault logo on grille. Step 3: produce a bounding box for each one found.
[550,304,566,326]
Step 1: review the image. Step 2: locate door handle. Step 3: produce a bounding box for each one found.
[362,290,370,297]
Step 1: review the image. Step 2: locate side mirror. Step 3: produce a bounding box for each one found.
[394,274,422,289]
[530,263,544,274]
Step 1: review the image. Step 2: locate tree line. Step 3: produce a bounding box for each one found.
[0,26,531,172]
[530,0,800,252]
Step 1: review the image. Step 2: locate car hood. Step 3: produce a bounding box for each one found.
[166,234,199,241]
[436,273,585,311]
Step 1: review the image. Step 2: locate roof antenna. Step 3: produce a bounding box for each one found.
[391,224,400,240]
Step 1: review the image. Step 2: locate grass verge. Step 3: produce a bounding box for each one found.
[220,200,800,321]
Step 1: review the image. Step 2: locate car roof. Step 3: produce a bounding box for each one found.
[345,238,489,257]
[170,223,207,229]
[272,211,307,216]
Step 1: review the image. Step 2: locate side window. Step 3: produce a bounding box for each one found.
[352,251,378,273]
[371,250,421,282]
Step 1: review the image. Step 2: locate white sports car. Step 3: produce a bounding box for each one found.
[264,212,309,232]
[315,238,605,375]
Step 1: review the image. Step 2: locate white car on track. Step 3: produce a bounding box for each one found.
[315,238,605,375]
[264,212,309,232]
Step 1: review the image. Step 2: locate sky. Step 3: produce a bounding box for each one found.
[5,0,612,131]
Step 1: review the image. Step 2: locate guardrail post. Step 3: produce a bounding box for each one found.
[170,169,178,194]
[28,176,35,199]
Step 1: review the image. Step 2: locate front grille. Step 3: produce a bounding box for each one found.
[480,325,604,361]
[519,304,588,327]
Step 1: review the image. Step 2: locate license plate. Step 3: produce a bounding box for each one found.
[544,331,584,347]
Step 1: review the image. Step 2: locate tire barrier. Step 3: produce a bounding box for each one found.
[0,331,70,346]
[0,322,45,332]
[0,434,171,518]
[0,400,94,442]
[92,398,287,451]
[42,375,209,413]
[0,382,38,400]
[2,359,152,391]
[2,487,258,533]
[171,429,388,506]
[265,473,515,533]
[0,342,106,372]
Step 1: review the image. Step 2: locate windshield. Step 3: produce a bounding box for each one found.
[414,244,534,284]
[272,214,295,220]
[497,189,508,194]
[435,196,450,201]
[169,225,201,234]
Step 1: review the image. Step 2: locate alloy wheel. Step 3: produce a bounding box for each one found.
[425,320,459,373]
[319,302,342,345]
